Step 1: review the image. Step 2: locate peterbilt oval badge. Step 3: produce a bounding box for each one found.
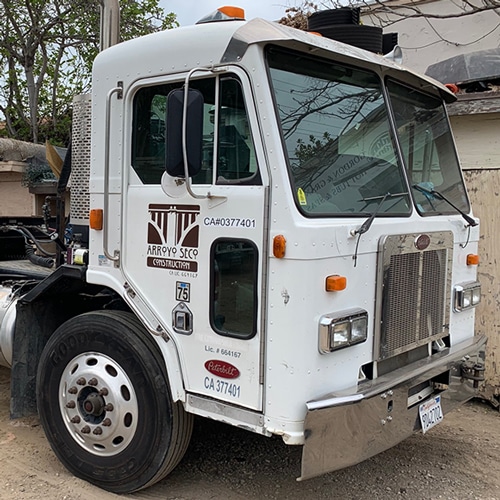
[205,360,240,379]
[415,234,431,250]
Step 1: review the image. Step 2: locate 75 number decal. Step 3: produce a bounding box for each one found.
[176,281,190,302]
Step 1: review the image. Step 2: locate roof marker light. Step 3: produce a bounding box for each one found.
[196,6,245,24]
[219,6,245,18]
[445,83,460,94]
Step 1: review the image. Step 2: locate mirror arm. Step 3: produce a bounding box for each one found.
[182,68,206,199]
[181,67,226,200]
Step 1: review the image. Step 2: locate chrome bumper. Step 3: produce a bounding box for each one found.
[300,335,487,480]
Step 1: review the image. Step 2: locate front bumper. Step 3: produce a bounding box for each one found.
[300,334,487,480]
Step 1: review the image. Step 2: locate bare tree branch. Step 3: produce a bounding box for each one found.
[279,0,500,28]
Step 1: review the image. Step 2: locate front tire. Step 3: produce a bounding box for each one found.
[37,310,193,493]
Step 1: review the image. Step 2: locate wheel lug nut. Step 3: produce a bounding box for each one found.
[76,377,86,386]
[104,403,114,412]
[99,388,109,396]
[68,387,78,394]
[71,416,81,424]
[93,427,103,435]
[81,426,91,434]
[102,418,112,427]
[88,378,98,386]
[66,401,76,409]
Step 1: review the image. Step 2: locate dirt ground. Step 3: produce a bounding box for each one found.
[1,365,499,500]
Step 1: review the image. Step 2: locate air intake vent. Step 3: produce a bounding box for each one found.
[375,232,453,360]
[71,94,92,226]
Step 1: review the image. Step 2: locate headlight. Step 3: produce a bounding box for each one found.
[453,281,481,312]
[319,309,368,354]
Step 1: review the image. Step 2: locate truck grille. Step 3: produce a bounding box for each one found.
[375,232,453,360]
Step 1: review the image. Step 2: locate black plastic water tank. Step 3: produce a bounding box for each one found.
[307,9,383,54]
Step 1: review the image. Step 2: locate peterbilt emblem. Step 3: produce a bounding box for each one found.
[415,234,431,250]
[204,360,240,379]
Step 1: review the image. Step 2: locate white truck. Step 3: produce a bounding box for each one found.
[0,3,486,494]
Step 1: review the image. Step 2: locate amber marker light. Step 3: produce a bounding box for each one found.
[466,254,479,266]
[90,209,103,230]
[326,275,347,292]
[273,235,286,259]
[218,6,245,19]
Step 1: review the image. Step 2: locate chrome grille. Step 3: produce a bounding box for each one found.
[375,232,452,360]
[419,249,447,341]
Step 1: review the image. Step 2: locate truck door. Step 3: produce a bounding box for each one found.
[122,69,267,411]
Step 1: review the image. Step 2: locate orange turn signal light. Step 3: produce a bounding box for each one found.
[219,6,245,19]
[90,209,103,230]
[466,254,479,266]
[273,234,286,259]
[325,275,347,292]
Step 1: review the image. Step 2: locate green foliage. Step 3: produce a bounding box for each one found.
[295,132,334,164]
[22,163,56,188]
[0,0,178,145]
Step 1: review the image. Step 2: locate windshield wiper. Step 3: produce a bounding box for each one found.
[412,184,477,227]
[354,192,408,235]
[352,191,408,267]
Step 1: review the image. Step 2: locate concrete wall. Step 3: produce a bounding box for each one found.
[363,0,500,74]
[0,162,34,216]
[0,161,66,217]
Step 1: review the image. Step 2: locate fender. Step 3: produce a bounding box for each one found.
[123,298,187,404]
[9,264,186,418]
[86,268,187,404]
[11,265,103,417]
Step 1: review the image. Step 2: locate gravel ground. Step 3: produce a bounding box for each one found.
[1,365,499,500]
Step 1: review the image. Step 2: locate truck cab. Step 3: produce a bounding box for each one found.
[0,7,485,493]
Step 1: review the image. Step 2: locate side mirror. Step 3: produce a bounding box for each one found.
[165,88,204,177]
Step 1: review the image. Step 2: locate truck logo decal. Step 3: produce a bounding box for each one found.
[204,360,240,379]
[415,234,431,251]
[147,204,200,272]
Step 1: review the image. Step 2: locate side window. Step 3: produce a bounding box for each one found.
[211,239,258,339]
[216,78,259,184]
[132,79,216,184]
[131,74,260,186]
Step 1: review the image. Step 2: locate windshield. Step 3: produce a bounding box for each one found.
[387,80,470,215]
[267,47,410,217]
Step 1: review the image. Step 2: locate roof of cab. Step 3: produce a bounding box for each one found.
[93,17,455,102]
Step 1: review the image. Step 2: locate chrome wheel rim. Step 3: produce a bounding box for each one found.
[58,352,138,456]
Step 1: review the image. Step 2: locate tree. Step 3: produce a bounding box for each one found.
[0,0,177,145]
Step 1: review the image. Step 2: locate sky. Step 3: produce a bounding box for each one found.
[159,0,299,27]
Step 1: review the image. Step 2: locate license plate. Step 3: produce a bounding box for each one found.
[419,395,443,434]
